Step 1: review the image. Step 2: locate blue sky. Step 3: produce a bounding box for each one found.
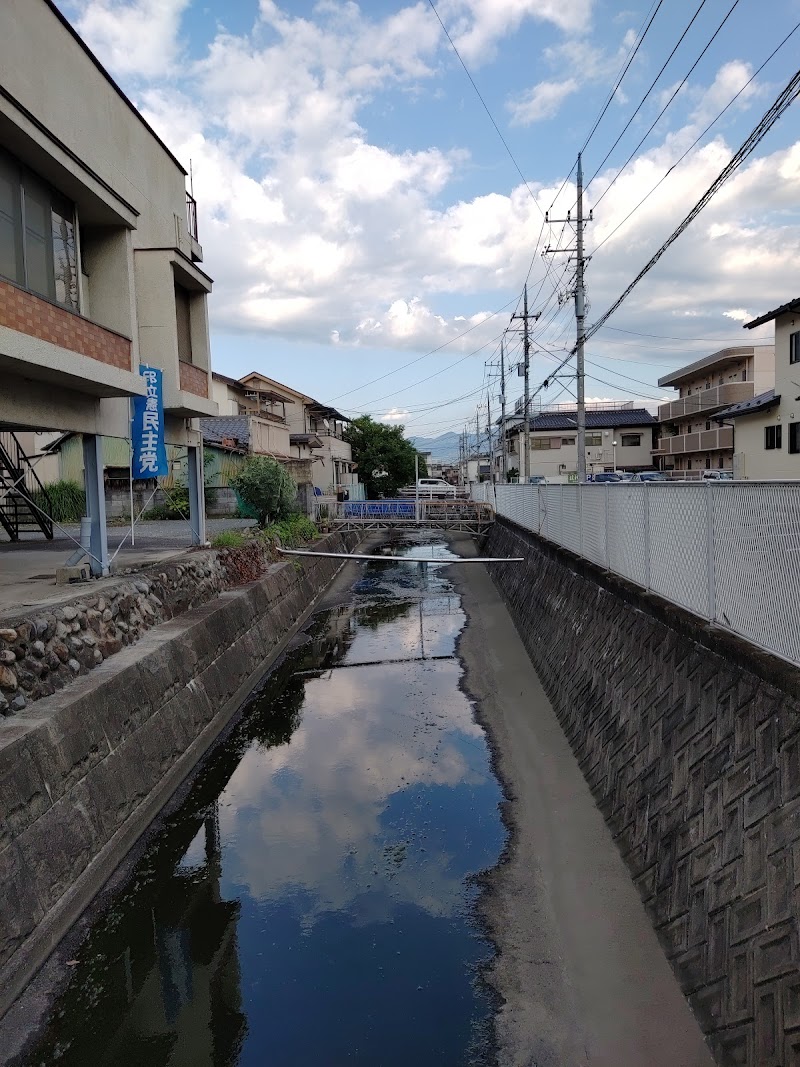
[62,0,800,437]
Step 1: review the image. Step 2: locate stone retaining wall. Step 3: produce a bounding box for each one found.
[0,531,359,1020]
[484,518,800,1067]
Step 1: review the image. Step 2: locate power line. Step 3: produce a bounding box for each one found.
[588,18,800,255]
[598,325,775,342]
[586,62,800,343]
[589,0,743,205]
[579,0,666,154]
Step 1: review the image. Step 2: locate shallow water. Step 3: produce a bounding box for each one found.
[21,536,505,1067]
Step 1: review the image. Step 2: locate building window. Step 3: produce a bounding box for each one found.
[561,437,575,445]
[175,284,193,363]
[791,331,800,365]
[586,434,603,447]
[0,148,78,310]
[789,423,800,454]
[531,438,552,450]
[620,433,641,446]
[765,425,782,450]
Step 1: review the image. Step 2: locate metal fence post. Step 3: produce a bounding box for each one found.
[644,480,651,592]
[578,481,584,559]
[605,481,611,571]
[559,482,564,547]
[705,481,716,621]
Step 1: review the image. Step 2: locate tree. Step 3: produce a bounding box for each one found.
[230,456,297,526]
[343,416,427,498]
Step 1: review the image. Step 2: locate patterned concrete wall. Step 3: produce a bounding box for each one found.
[484,518,800,1067]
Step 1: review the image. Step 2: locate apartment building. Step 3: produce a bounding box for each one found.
[655,345,774,477]
[210,371,357,497]
[499,403,656,480]
[712,299,800,479]
[0,0,215,563]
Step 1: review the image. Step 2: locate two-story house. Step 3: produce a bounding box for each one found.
[712,299,800,478]
[500,403,657,480]
[208,371,358,501]
[0,0,216,565]
[655,346,774,477]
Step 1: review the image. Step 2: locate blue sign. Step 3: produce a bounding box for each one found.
[131,365,168,479]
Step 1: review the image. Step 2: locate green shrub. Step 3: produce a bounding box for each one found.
[32,480,85,523]
[264,514,318,548]
[145,487,191,521]
[230,457,297,527]
[212,530,247,549]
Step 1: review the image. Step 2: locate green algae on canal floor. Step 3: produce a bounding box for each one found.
[19,537,506,1067]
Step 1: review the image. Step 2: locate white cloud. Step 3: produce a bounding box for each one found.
[507,78,579,125]
[442,0,594,65]
[723,308,751,322]
[381,408,411,422]
[74,0,191,77]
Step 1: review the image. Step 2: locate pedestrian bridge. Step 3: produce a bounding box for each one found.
[319,499,494,534]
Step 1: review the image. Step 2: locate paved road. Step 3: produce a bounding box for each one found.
[450,533,714,1067]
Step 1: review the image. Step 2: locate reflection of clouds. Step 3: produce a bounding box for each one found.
[218,659,490,925]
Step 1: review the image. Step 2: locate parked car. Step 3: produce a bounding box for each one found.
[592,472,624,483]
[701,470,733,480]
[628,471,667,482]
[398,478,465,498]
[528,475,547,484]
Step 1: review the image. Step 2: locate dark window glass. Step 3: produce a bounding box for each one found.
[24,175,54,300]
[620,434,641,446]
[791,332,800,365]
[789,423,800,455]
[52,192,78,310]
[765,425,782,450]
[0,154,23,284]
[175,284,193,364]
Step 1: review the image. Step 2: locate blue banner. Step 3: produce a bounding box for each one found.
[131,365,168,479]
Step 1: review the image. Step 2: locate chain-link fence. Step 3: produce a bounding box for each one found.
[473,481,800,667]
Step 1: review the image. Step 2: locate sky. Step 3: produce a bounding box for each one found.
[59,0,800,440]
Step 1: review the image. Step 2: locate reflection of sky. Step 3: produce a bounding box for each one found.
[22,542,505,1067]
[219,547,505,1066]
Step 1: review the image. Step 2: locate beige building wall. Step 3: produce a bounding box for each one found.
[0,0,215,445]
[510,425,654,479]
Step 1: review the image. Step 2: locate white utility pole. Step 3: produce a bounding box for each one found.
[486,391,493,483]
[511,286,539,485]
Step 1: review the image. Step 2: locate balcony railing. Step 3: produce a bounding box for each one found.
[658,381,753,422]
[652,425,733,456]
[186,192,198,241]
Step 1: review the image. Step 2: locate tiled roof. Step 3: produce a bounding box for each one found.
[507,408,656,432]
[744,299,800,330]
[714,389,780,420]
[200,416,250,448]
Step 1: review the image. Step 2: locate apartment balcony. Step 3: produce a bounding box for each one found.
[186,192,203,263]
[658,382,753,422]
[0,277,143,399]
[652,426,733,456]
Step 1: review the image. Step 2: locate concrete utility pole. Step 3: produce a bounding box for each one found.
[511,285,540,485]
[575,153,587,483]
[475,408,481,483]
[486,391,493,483]
[500,336,507,482]
[544,154,592,482]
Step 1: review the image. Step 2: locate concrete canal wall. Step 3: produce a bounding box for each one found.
[0,531,359,1020]
[483,517,800,1066]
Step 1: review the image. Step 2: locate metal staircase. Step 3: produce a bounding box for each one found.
[0,431,54,541]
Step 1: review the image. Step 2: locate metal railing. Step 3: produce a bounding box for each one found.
[0,431,54,540]
[473,481,800,667]
[186,191,199,241]
[316,498,494,528]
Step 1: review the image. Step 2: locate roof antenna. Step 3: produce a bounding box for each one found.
[189,158,194,197]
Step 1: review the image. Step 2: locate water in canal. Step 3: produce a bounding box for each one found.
[20,536,506,1067]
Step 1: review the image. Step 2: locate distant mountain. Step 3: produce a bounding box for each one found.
[409,432,477,463]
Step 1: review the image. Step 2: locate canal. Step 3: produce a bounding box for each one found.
[19,534,506,1067]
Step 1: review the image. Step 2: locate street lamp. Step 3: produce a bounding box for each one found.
[612,439,618,472]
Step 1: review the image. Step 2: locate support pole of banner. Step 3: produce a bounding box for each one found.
[187,442,206,546]
[83,434,110,577]
[128,398,136,547]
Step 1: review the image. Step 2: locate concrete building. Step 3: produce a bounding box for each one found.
[210,371,358,499]
[712,299,800,479]
[655,345,774,477]
[498,404,656,481]
[0,0,215,563]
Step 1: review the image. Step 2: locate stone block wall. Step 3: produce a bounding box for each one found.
[484,518,800,1067]
[0,530,359,1019]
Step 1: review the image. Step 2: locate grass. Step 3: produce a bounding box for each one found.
[31,480,85,523]
[211,529,247,549]
[263,514,318,547]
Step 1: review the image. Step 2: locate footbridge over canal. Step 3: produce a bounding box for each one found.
[321,498,494,534]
